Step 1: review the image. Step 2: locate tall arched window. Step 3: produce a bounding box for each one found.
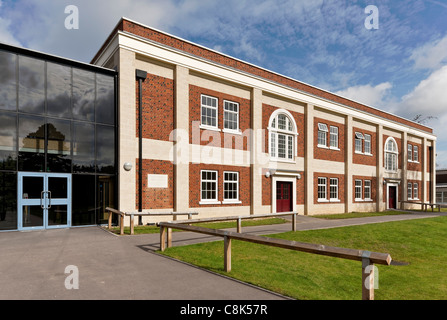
[268,110,298,161]
[385,137,398,171]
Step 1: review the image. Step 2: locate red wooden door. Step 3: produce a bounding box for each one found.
[276,182,292,212]
[388,186,396,209]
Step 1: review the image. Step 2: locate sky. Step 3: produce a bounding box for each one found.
[1,0,447,167]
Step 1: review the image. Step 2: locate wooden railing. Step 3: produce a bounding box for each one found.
[158,221,393,300]
[105,207,198,235]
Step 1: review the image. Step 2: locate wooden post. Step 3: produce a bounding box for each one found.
[167,228,172,248]
[224,236,231,272]
[130,214,135,235]
[120,214,124,235]
[292,213,297,232]
[362,252,375,300]
[108,211,112,230]
[160,226,167,252]
[237,218,242,233]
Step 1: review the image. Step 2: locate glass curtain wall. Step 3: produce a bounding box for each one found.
[0,47,117,231]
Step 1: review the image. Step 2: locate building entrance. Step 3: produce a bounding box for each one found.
[18,172,71,230]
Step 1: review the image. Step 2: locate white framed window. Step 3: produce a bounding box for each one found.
[385,137,398,172]
[355,132,364,153]
[413,146,419,162]
[318,123,328,147]
[355,180,363,200]
[223,100,239,132]
[364,180,371,200]
[201,95,218,129]
[329,126,339,149]
[364,134,372,155]
[413,183,419,199]
[330,178,339,200]
[318,177,327,201]
[223,171,239,202]
[200,170,218,202]
[269,110,298,161]
[407,183,413,199]
[408,144,413,162]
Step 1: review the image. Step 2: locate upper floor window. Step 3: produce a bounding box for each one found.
[385,137,398,171]
[413,146,418,162]
[269,110,298,161]
[408,144,419,163]
[364,134,372,155]
[223,100,239,132]
[355,132,364,153]
[201,95,218,129]
[318,123,328,147]
[329,126,339,149]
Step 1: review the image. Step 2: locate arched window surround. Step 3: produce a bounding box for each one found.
[384,136,398,172]
[267,109,298,162]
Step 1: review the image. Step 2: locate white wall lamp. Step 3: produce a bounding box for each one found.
[123,162,133,171]
[265,171,271,178]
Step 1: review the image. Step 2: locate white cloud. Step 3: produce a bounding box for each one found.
[335,82,393,109]
[410,35,447,70]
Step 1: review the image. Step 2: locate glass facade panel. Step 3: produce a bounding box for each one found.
[72,68,95,121]
[97,175,115,224]
[72,122,95,173]
[18,114,45,172]
[96,74,115,125]
[47,119,72,173]
[72,174,96,226]
[0,172,17,230]
[18,55,45,114]
[0,113,17,170]
[0,50,17,111]
[47,62,72,118]
[96,125,115,174]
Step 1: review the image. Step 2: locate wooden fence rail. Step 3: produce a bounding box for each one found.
[158,221,392,300]
[400,201,442,212]
[105,207,198,235]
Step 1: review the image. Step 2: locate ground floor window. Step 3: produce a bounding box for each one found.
[318,177,327,200]
[201,170,218,202]
[223,171,239,201]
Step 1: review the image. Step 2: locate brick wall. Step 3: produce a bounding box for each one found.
[189,85,251,150]
[136,73,174,141]
[136,159,174,210]
[314,117,345,162]
[407,141,422,171]
[352,127,377,166]
[353,176,377,203]
[314,172,345,204]
[189,164,250,207]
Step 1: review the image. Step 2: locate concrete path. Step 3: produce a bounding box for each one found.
[0,211,444,300]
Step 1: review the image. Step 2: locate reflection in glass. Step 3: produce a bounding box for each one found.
[0,172,17,230]
[0,112,17,170]
[96,125,115,174]
[97,175,115,224]
[47,119,71,173]
[72,68,95,121]
[48,205,68,226]
[22,176,44,199]
[0,50,17,111]
[48,177,68,199]
[18,55,45,114]
[96,74,115,124]
[47,62,72,118]
[18,115,45,172]
[72,121,95,173]
[72,175,95,226]
[22,205,43,228]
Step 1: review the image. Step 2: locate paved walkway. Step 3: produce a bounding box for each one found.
[0,211,444,300]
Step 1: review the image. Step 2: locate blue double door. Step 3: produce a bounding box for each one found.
[18,172,72,230]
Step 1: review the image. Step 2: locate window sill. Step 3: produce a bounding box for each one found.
[329,199,340,202]
[317,144,328,149]
[355,151,364,155]
[222,128,242,135]
[200,125,221,132]
[222,200,242,205]
[329,147,340,151]
[270,157,296,163]
[317,199,330,203]
[364,153,373,157]
[199,201,221,205]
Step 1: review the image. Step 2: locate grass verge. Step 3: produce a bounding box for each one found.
[160,216,447,300]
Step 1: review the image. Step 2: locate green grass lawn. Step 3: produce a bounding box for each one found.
[313,210,413,219]
[160,216,447,300]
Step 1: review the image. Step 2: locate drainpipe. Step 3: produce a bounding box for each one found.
[136,69,147,225]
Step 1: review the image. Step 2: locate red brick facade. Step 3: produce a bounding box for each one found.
[314,117,345,162]
[189,85,251,150]
[353,176,377,203]
[407,141,422,172]
[136,73,174,141]
[189,164,250,207]
[314,172,345,204]
[136,159,174,210]
[353,127,377,166]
